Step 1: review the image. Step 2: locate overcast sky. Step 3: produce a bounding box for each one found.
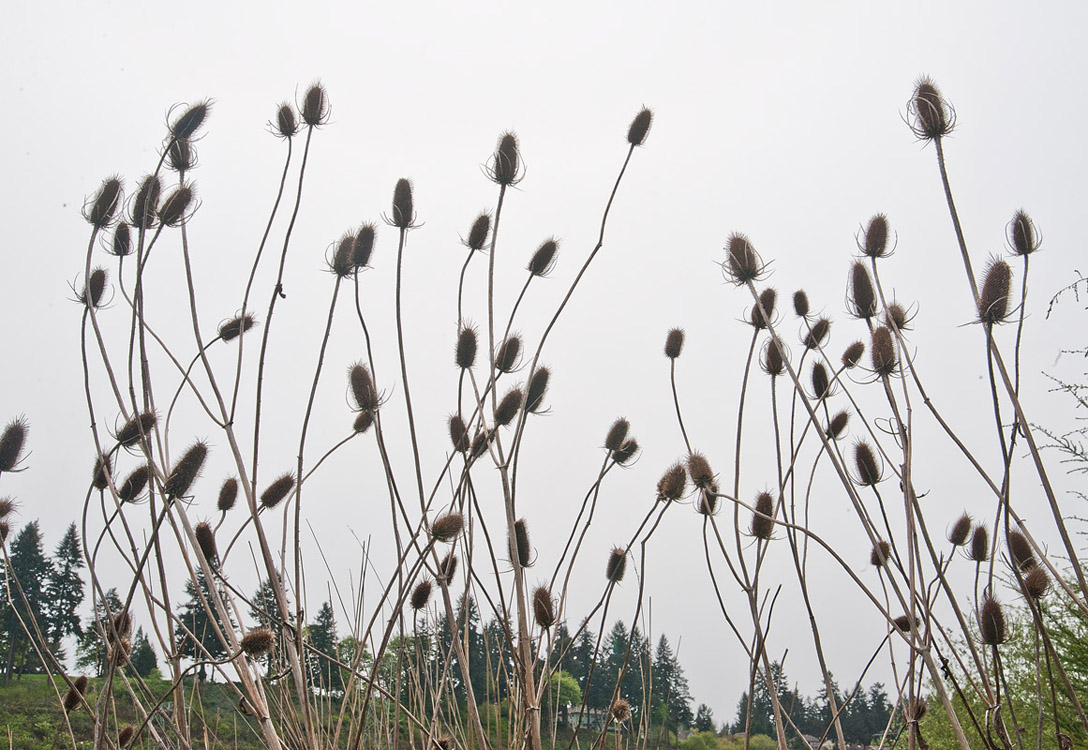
[3,1,1087,723]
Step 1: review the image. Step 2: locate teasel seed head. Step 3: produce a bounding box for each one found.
[469,430,491,460]
[749,288,777,330]
[437,553,458,582]
[512,518,532,567]
[129,174,161,230]
[86,176,123,228]
[494,387,524,428]
[528,238,559,277]
[275,102,299,139]
[627,107,653,146]
[353,223,376,269]
[163,441,207,498]
[948,514,972,546]
[92,453,113,491]
[411,579,433,610]
[849,262,878,319]
[884,302,913,332]
[853,441,882,486]
[664,328,685,359]
[1009,210,1039,256]
[687,452,715,490]
[112,610,132,640]
[0,522,8,544]
[240,627,275,657]
[1007,530,1036,572]
[532,586,555,628]
[725,233,763,283]
[170,100,210,140]
[827,410,850,439]
[432,512,464,543]
[195,521,218,566]
[391,178,415,229]
[464,213,491,251]
[78,267,107,309]
[496,335,522,373]
[906,699,928,723]
[871,541,892,567]
[811,362,830,400]
[696,484,719,515]
[301,82,329,126]
[604,418,630,452]
[803,317,831,349]
[614,439,639,465]
[0,497,14,519]
[217,477,238,512]
[110,222,132,257]
[330,234,356,277]
[448,415,470,453]
[893,614,913,633]
[118,726,135,746]
[1023,566,1050,600]
[841,340,865,369]
[260,473,295,510]
[63,675,89,712]
[456,326,478,369]
[970,525,989,562]
[793,290,810,318]
[117,411,156,447]
[353,411,374,434]
[349,363,378,413]
[979,595,1007,645]
[219,314,256,343]
[870,326,898,376]
[606,547,627,582]
[760,338,786,378]
[0,417,29,473]
[978,259,1012,325]
[751,492,775,540]
[657,462,688,501]
[526,367,550,413]
[167,138,196,172]
[489,132,521,186]
[610,697,633,723]
[909,77,954,140]
[861,214,890,259]
[118,466,151,504]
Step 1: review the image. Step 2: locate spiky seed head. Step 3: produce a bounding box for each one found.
[92,453,113,491]
[664,328,685,359]
[841,341,865,369]
[657,463,688,501]
[615,439,639,465]
[0,417,29,472]
[490,132,521,186]
[533,586,555,628]
[751,492,775,540]
[1007,530,1035,571]
[606,547,627,582]
[167,139,196,172]
[979,596,1007,645]
[117,411,156,447]
[163,441,207,498]
[217,477,238,512]
[697,484,719,515]
[610,697,633,723]
[862,214,890,258]
[725,233,762,283]
[811,363,830,400]
[432,512,464,543]
[526,367,550,413]
[850,262,877,319]
[349,363,377,413]
[130,174,161,230]
[0,522,8,543]
[87,177,123,228]
[910,77,954,140]
[456,326,478,369]
[828,410,850,439]
[457,213,489,253]
[871,540,892,567]
[411,579,433,610]
[353,223,376,268]
[853,441,882,486]
[82,268,108,309]
[970,525,989,562]
[512,518,532,567]
[627,107,653,146]
[437,553,458,582]
[1023,566,1050,600]
[494,387,524,427]
[171,100,210,140]
[219,314,256,343]
[906,699,928,722]
[604,418,630,452]
[118,466,151,504]
[749,288,777,329]
[803,317,831,349]
[432,735,453,750]
[884,302,912,332]
[469,430,490,460]
[110,223,132,257]
[949,514,972,546]
[260,473,295,510]
[195,522,218,565]
[793,290,810,318]
[687,452,714,490]
[0,497,14,519]
[871,326,897,376]
[63,676,89,712]
[760,339,786,377]
[118,726,135,746]
[353,411,374,433]
[528,238,559,277]
[391,178,415,229]
[112,610,132,639]
[893,614,913,633]
[330,234,356,277]
[496,335,522,373]
[275,102,299,138]
[448,415,470,453]
[241,627,275,657]
[1009,210,1039,256]
[978,260,1012,325]
[301,82,329,126]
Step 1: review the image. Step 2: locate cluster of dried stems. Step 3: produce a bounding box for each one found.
[0,76,1085,750]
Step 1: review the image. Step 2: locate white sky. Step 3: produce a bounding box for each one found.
[2,0,1087,725]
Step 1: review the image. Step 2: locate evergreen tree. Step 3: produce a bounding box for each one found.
[2,521,53,680]
[249,578,288,674]
[174,571,229,681]
[130,626,157,677]
[483,616,512,701]
[308,600,341,694]
[45,523,85,658]
[693,703,715,733]
[653,634,692,735]
[75,587,122,676]
[569,623,597,693]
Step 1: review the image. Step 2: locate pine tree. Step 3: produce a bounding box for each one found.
[174,571,229,681]
[308,600,341,694]
[76,587,122,676]
[653,634,692,735]
[694,703,715,733]
[130,626,157,677]
[249,577,289,675]
[2,521,54,680]
[45,523,85,659]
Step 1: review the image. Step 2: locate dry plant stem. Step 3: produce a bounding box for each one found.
[670,359,692,453]
[393,226,428,513]
[732,329,760,585]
